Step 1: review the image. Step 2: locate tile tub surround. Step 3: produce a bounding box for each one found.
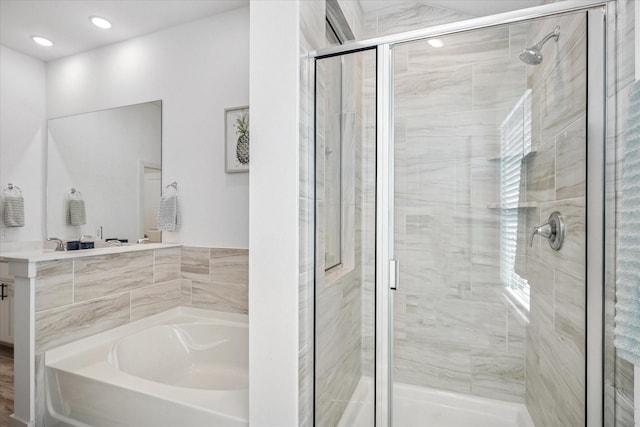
[522,13,587,427]
[7,244,248,426]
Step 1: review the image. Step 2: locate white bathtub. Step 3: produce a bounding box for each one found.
[45,307,248,427]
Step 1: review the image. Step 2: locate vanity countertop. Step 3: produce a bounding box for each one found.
[0,243,182,263]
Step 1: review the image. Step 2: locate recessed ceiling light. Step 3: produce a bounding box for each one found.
[90,16,112,29]
[32,36,53,47]
[427,38,444,48]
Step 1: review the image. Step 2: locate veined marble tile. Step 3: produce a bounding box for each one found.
[555,115,586,200]
[470,350,525,403]
[539,36,587,143]
[180,246,210,281]
[507,309,526,354]
[614,356,635,402]
[394,340,472,394]
[373,3,468,38]
[525,138,555,203]
[472,59,527,110]
[407,26,509,70]
[130,280,181,322]
[508,23,528,60]
[180,278,192,306]
[210,248,248,285]
[191,280,248,314]
[395,64,473,115]
[417,159,471,205]
[471,136,501,160]
[402,134,471,163]
[526,13,587,90]
[154,247,181,284]
[74,252,153,302]
[35,259,73,312]
[404,108,508,137]
[34,353,45,426]
[470,207,500,256]
[615,394,635,427]
[470,261,502,302]
[35,292,130,352]
[612,0,636,93]
[538,329,585,426]
[554,269,585,356]
[471,159,499,205]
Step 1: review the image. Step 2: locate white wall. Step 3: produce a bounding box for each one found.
[249,1,300,425]
[0,45,47,246]
[46,7,249,248]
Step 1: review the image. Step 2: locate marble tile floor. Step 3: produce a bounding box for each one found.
[0,345,13,427]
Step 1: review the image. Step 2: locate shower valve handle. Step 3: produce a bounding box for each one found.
[530,223,552,247]
[530,211,565,251]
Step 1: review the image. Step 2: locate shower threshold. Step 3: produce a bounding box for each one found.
[337,377,535,427]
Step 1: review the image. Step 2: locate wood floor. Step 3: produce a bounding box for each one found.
[0,345,13,427]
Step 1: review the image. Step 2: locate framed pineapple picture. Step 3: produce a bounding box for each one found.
[225,105,250,173]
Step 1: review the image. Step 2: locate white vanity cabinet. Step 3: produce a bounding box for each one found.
[0,262,14,344]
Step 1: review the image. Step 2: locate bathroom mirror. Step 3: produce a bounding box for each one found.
[47,101,162,243]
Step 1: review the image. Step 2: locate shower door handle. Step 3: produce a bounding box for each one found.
[390,259,399,290]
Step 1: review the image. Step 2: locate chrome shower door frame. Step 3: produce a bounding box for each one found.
[372,5,607,427]
[312,1,608,426]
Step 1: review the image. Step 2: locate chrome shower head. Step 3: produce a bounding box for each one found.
[519,25,560,65]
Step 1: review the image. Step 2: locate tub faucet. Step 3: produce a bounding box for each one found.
[47,237,65,251]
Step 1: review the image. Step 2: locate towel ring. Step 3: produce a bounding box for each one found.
[67,188,83,199]
[163,181,178,196]
[2,183,22,196]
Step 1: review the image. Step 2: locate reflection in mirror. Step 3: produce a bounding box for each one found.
[47,101,162,243]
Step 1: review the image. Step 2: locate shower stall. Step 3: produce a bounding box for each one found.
[313,2,607,426]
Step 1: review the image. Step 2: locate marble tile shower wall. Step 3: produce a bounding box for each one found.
[520,13,587,427]
[30,246,248,425]
[364,6,591,423]
[390,24,529,403]
[604,1,636,425]
[314,48,376,427]
[299,2,326,426]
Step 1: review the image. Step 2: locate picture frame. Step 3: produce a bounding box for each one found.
[225,105,250,173]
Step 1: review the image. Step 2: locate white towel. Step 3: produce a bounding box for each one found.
[614,80,640,366]
[68,199,86,226]
[157,194,181,232]
[3,195,24,227]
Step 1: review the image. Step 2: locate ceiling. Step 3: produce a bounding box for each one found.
[0,0,248,62]
[1,0,547,63]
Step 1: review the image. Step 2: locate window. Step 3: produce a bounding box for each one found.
[500,90,532,310]
[323,22,343,271]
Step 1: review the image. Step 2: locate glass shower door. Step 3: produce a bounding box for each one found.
[314,47,377,427]
[390,12,588,427]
